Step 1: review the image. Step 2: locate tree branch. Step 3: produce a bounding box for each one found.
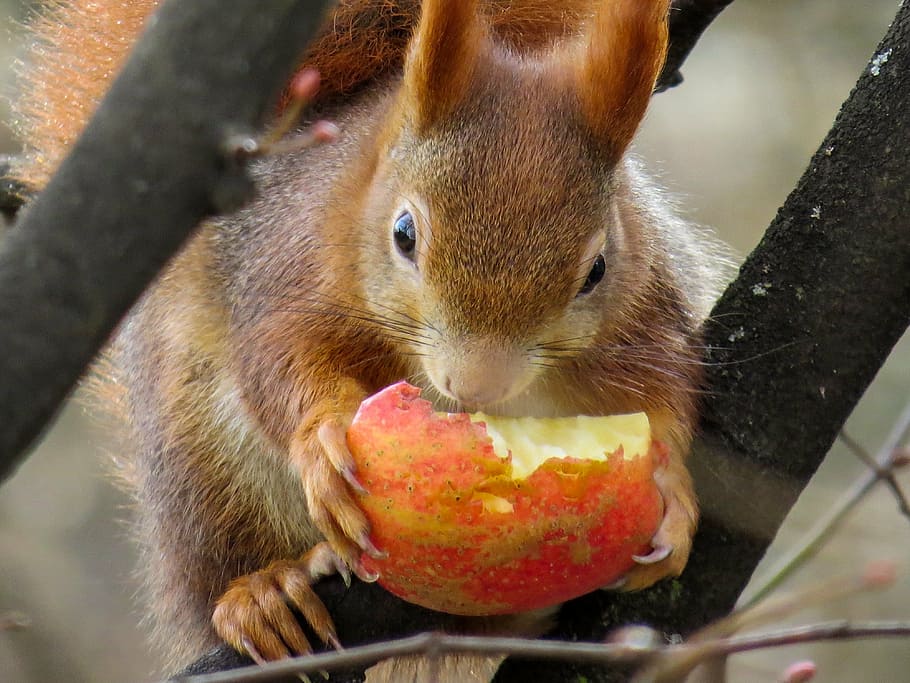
[164,618,910,683]
[658,0,735,91]
[838,428,910,520]
[0,0,333,482]
[741,402,910,607]
[168,562,905,682]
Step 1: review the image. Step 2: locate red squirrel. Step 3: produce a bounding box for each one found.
[14,0,729,677]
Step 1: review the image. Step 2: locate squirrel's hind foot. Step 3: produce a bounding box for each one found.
[212,543,346,661]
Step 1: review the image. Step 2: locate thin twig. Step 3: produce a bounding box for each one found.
[634,562,897,682]
[684,620,910,660]
[631,621,910,683]
[839,429,910,519]
[167,634,647,683]
[741,399,910,607]
[697,561,895,643]
[164,619,910,683]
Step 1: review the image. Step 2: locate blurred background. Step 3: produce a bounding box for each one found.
[0,1,908,681]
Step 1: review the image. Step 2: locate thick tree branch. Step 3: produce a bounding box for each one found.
[0,0,333,481]
[658,0,735,91]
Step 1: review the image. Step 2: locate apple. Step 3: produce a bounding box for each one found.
[346,381,665,616]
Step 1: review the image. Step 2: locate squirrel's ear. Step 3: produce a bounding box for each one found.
[574,0,669,163]
[402,0,484,131]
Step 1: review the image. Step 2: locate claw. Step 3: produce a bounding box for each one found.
[341,466,369,496]
[358,532,388,560]
[336,560,352,588]
[633,544,672,565]
[327,633,343,651]
[241,636,267,666]
[214,550,345,664]
[354,559,380,583]
[316,421,369,496]
[317,544,352,587]
[602,576,628,591]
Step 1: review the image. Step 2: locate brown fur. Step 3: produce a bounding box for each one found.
[401,0,485,131]
[576,0,670,161]
[14,0,730,677]
[14,0,154,189]
[15,0,604,190]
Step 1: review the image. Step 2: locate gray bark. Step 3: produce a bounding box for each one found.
[0,0,333,480]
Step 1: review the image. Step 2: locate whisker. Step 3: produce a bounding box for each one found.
[256,303,430,344]
[341,349,427,375]
[241,288,435,344]
[276,285,437,339]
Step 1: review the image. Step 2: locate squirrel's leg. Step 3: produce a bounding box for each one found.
[619,416,698,591]
[292,377,382,569]
[213,376,380,660]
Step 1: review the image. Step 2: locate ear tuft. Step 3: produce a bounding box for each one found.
[402,0,485,131]
[575,0,670,163]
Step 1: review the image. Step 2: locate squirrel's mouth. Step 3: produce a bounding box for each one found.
[406,373,563,420]
[416,342,540,413]
[404,375,503,415]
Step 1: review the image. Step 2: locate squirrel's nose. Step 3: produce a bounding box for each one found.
[444,374,510,410]
[437,345,527,409]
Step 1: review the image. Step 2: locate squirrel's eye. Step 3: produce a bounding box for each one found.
[393,211,417,260]
[578,253,606,296]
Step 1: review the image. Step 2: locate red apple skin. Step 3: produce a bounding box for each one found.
[346,381,665,616]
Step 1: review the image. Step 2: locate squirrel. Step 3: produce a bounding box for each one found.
[13,0,730,679]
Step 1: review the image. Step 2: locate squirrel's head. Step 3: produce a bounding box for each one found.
[359,0,670,411]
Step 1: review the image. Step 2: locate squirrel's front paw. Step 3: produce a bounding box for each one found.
[212,543,344,661]
[292,404,385,573]
[615,460,697,592]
